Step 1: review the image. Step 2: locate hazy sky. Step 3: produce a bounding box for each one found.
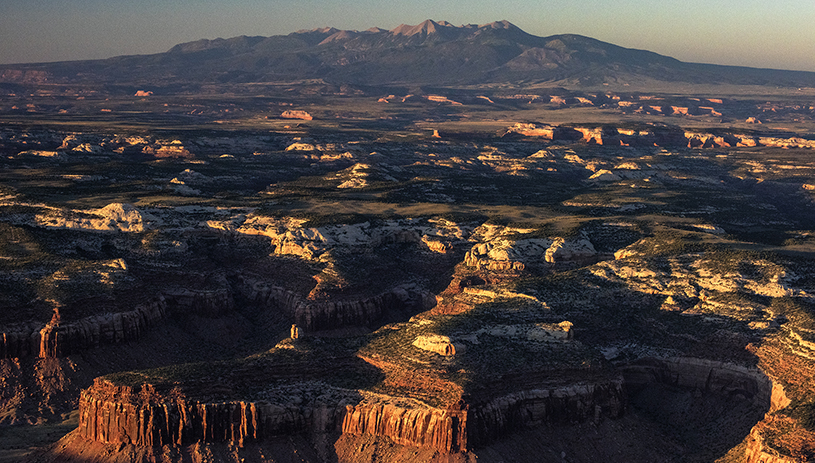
[1,0,814,72]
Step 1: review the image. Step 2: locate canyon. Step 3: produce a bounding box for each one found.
[2,29,815,461]
[4,211,813,462]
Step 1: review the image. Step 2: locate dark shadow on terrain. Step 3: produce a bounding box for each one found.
[628,382,766,463]
[433,269,767,461]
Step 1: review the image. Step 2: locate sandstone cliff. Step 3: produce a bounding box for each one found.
[620,357,773,407]
[1,288,235,360]
[237,276,436,331]
[508,122,815,150]
[76,379,468,453]
[72,376,626,455]
[1,298,167,359]
[463,224,597,271]
[467,379,625,446]
[212,216,471,260]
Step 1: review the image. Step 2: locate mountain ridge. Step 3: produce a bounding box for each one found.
[2,19,814,89]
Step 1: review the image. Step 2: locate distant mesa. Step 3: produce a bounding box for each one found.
[134,90,153,97]
[426,95,463,105]
[281,110,313,120]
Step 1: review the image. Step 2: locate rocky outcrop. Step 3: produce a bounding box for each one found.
[34,203,159,233]
[426,95,463,106]
[621,357,773,408]
[217,216,470,260]
[77,380,345,448]
[412,334,465,356]
[544,236,596,264]
[592,253,806,319]
[237,276,436,331]
[508,122,815,150]
[142,142,195,159]
[1,298,167,359]
[77,379,468,453]
[464,226,597,271]
[744,427,799,463]
[468,379,625,446]
[163,288,233,318]
[342,401,468,453]
[281,110,313,120]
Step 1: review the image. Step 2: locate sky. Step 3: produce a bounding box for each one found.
[1,0,814,72]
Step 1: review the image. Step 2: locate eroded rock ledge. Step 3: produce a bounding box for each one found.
[237,276,436,331]
[1,297,168,359]
[1,276,434,359]
[72,375,627,455]
[621,356,801,463]
[467,379,625,445]
[620,357,773,407]
[0,288,235,360]
[76,379,469,453]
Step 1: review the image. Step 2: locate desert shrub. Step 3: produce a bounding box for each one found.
[784,400,815,431]
[771,297,815,331]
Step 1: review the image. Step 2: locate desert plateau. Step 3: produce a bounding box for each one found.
[0,19,814,463]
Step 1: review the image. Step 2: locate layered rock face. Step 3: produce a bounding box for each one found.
[294,292,405,331]
[75,377,626,454]
[467,379,625,446]
[78,380,345,448]
[163,288,233,318]
[1,298,167,359]
[1,288,234,359]
[341,401,468,453]
[237,276,436,331]
[621,357,773,407]
[76,379,469,453]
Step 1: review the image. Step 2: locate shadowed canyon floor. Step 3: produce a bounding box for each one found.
[1,77,814,462]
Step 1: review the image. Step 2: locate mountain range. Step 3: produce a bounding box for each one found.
[2,19,815,88]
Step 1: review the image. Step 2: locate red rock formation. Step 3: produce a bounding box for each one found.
[281,110,313,120]
[341,402,468,453]
[77,379,467,453]
[78,379,344,447]
[75,377,620,455]
[1,298,167,359]
[744,426,799,463]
